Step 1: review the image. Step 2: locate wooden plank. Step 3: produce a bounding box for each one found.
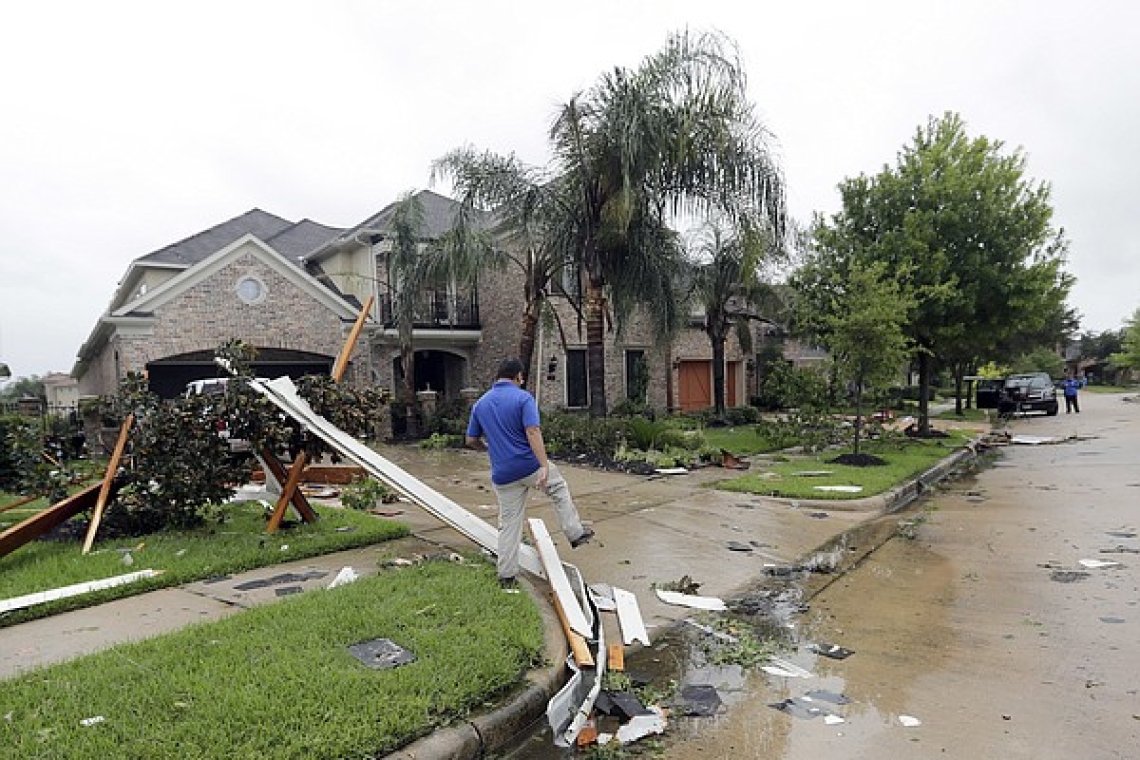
[613,586,651,646]
[331,294,373,382]
[262,450,317,533]
[607,643,625,672]
[247,376,544,576]
[554,594,595,668]
[0,482,105,560]
[82,413,133,555]
[528,518,591,639]
[0,494,38,515]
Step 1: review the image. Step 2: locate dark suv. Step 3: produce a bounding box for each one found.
[979,372,1059,416]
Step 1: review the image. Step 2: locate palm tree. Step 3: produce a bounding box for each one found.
[548,30,786,417]
[429,147,574,380]
[686,220,785,417]
[388,192,425,434]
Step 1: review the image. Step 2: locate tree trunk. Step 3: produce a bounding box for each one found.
[585,279,608,418]
[853,379,864,456]
[401,344,417,438]
[517,297,541,382]
[953,362,965,415]
[917,352,931,436]
[710,323,728,417]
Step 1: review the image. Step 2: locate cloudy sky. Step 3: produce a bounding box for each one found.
[1,0,1136,380]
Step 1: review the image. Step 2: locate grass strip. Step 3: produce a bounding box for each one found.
[1,501,408,628]
[0,559,544,760]
[715,433,972,500]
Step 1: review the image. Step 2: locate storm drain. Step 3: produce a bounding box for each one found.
[348,638,416,670]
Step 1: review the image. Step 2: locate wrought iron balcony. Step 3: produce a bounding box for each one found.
[378,290,480,330]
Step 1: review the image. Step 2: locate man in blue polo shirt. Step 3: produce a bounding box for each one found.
[466,358,594,588]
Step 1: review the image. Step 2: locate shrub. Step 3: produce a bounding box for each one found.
[541,411,626,459]
[340,476,397,511]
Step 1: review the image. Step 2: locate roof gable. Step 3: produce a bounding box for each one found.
[114,234,361,321]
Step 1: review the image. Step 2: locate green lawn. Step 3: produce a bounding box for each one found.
[1,500,408,628]
[715,432,972,500]
[701,424,790,455]
[0,560,544,760]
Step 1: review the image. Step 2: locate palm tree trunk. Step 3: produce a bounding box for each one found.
[710,327,727,417]
[585,280,608,418]
[518,298,541,383]
[853,379,864,455]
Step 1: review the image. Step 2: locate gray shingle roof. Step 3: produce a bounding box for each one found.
[264,219,345,263]
[136,209,295,267]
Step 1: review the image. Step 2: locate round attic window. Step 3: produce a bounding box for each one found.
[235,275,267,304]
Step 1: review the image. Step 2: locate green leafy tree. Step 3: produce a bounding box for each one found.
[549,30,786,416]
[1109,307,1140,375]
[812,112,1073,433]
[0,375,45,403]
[793,259,913,454]
[1008,346,1065,377]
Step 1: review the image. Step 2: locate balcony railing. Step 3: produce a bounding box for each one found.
[379,290,480,330]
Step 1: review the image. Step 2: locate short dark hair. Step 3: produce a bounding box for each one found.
[496,358,525,380]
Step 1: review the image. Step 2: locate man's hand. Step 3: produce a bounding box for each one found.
[535,465,549,490]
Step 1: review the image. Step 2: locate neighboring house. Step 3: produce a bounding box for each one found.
[73,191,788,414]
[42,372,80,409]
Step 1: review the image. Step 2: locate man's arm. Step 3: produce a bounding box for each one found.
[465,435,486,451]
[525,425,550,489]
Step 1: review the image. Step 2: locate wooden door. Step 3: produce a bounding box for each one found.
[678,361,712,412]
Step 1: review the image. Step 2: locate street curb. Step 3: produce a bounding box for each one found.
[382,445,979,759]
[380,576,570,760]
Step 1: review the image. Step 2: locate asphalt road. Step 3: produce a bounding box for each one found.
[658,391,1140,759]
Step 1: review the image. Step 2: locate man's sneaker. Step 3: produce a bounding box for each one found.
[499,576,519,591]
[570,527,595,548]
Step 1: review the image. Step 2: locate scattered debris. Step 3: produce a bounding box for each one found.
[653,467,689,476]
[684,617,738,644]
[327,567,360,589]
[824,714,846,725]
[727,540,753,552]
[1079,558,1122,570]
[347,638,416,670]
[813,485,863,493]
[1009,435,1063,446]
[233,570,327,591]
[720,450,750,470]
[1050,570,1090,583]
[769,697,832,720]
[274,586,302,597]
[595,691,654,720]
[1106,530,1137,539]
[761,656,813,679]
[805,689,851,705]
[672,684,722,716]
[613,706,667,744]
[808,511,830,519]
[79,716,106,727]
[0,569,163,615]
[809,642,854,660]
[655,588,727,611]
[613,586,650,646]
[898,714,922,727]
[1099,616,1125,624]
[793,470,834,477]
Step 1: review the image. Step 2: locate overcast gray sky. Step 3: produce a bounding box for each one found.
[1,0,1137,380]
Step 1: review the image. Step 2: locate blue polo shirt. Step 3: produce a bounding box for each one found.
[467,380,542,485]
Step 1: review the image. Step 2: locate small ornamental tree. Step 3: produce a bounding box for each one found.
[1109,307,1140,377]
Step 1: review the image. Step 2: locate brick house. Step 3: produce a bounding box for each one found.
[74,191,783,412]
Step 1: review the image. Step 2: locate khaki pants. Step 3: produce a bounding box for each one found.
[492,462,585,580]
